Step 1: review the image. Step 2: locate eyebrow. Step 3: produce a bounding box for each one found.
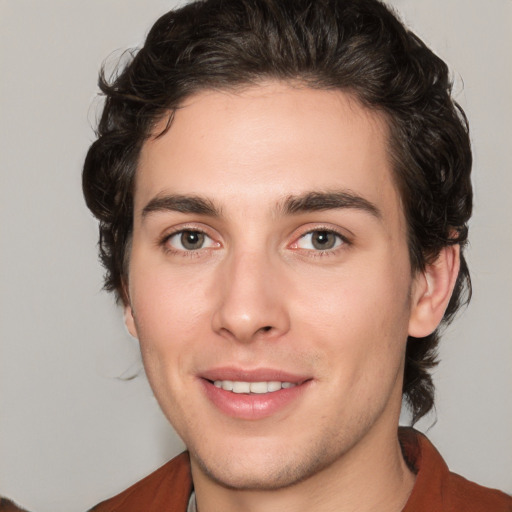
[141,194,221,219]
[280,190,382,219]
[140,190,381,220]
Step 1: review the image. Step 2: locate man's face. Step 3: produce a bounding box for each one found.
[125,83,423,489]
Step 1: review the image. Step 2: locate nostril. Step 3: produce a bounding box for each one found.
[261,326,272,332]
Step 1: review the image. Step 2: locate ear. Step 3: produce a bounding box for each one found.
[408,244,460,338]
[121,279,138,339]
[124,303,139,340]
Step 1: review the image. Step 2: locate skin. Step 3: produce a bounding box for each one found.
[124,82,459,512]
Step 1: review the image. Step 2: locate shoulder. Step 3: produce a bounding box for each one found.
[400,428,511,512]
[88,452,192,512]
[443,471,512,512]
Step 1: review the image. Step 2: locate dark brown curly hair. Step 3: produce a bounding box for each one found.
[83,0,472,424]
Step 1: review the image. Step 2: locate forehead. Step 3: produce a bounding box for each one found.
[135,82,401,221]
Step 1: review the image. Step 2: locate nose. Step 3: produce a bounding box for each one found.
[211,247,290,343]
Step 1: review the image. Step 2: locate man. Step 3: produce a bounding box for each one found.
[83,0,511,510]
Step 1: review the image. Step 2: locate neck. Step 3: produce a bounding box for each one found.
[191,423,415,512]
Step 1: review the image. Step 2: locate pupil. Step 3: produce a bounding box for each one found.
[312,231,335,250]
[181,231,204,250]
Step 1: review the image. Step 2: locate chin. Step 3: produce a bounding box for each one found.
[189,437,339,491]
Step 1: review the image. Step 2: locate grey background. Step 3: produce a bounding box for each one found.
[0,1,510,511]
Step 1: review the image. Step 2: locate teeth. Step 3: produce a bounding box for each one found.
[213,380,297,394]
[267,381,282,392]
[232,381,251,393]
[249,382,268,394]
[221,380,233,391]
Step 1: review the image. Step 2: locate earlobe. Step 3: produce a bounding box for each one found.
[124,304,139,339]
[408,244,460,338]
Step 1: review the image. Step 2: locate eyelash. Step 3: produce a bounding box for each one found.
[158,226,350,257]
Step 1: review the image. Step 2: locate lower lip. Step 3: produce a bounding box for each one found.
[201,379,309,420]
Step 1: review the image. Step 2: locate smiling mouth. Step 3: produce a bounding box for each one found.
[211,380,298,394]
[202,375,311,419]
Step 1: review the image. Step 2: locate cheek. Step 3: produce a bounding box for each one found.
[128,265,213,395]
[291,260,412,374]
[130,260,210,337]
[129,269,208,420]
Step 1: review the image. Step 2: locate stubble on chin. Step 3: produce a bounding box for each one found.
[188,427,362,492]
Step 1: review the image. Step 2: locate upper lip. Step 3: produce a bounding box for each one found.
[199,367,310,384]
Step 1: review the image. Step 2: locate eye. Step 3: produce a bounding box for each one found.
[296,230,344,251]
[166,230,217,251]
